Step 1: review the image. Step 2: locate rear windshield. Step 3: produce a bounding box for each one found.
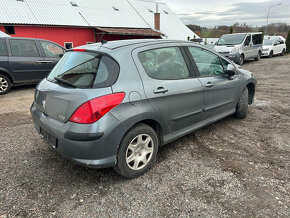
[47,51,119,89]
[217,34,246,45]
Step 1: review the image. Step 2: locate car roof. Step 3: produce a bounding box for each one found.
[223,32,263,36]
[1,37,65,48]
[79,39,189,51]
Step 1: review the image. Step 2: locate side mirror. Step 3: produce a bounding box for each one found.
[225,64,236,79]
[244,41,250,46]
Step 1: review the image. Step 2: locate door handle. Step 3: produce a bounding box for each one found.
[153,87,168,94]
[205,82,214,88]
[36,61,53,63]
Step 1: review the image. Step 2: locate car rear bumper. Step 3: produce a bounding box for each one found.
[30,103,125,168]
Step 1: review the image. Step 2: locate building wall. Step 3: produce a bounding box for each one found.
[0,25,160,47]
[0,25,96,47]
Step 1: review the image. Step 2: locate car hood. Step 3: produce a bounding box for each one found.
[213,45,237,53]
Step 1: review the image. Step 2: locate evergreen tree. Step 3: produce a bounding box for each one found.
[286,30,290,54]
[230,26,233,34]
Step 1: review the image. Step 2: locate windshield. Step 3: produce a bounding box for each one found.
[217,34,246,45]
[47,51,119,89]
[263,40,274,46]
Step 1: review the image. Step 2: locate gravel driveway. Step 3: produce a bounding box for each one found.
[0,55,289,217]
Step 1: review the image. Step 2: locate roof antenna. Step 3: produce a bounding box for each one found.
[79,12,107,45]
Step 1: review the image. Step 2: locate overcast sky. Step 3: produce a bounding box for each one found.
[152,0,290,27]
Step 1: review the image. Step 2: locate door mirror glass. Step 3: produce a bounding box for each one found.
[225,64,235,78]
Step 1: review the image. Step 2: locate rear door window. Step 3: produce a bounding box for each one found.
[40,41,64,58]
[138,47,190,80]
[9,39,40,57]
[0,39,8,56]
[47,52,119,88]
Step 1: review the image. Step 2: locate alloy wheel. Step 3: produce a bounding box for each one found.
[126,134,154,171]
[0,77,8,93]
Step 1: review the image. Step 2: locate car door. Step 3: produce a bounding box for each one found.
[273,40,280,55]
[0,38,9,74]
[8,39,47,83]
[187,46,240,120]
[243,34,252,59]
[132,44,204,133]
[277,40,285,54]
[38,40,65,76]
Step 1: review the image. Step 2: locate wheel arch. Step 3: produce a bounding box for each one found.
[0,69,14,85]
[246,82,256,105]
[123,118,165,146]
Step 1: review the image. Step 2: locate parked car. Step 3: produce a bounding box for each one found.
[214,32,263,65]
[0,37,65,94]
[31,39,257,178]
[262,39,286,58]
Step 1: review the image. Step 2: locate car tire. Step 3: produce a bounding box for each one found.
[114,124,159,178]
[0,74,12,95]
[269,50,273,58]
[235,88,248,119]
[238,55,244,65]
[255,52,261,61]
[281,49,286,56]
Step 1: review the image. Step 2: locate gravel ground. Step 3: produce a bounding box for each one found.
[0,55,289,217]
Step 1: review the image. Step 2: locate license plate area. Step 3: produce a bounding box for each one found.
[40,127,58,149]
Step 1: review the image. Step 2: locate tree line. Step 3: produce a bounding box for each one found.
[187,23,290,39]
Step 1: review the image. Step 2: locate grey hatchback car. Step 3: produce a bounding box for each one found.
[31,39,257,178]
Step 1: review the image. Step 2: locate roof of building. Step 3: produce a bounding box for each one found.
[0,0,197,40]
[128,0,199,40]
[96,27,164,37]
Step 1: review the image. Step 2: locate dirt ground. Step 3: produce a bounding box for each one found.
[0,55,289,217]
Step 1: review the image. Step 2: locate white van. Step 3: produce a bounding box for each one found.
[214,33,263,65]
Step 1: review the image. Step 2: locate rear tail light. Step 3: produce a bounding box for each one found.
[69,93,125,124]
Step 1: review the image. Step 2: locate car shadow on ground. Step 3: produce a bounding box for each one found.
[11,84,37,92]
[35,115,237,183]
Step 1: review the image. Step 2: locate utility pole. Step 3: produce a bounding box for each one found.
[265,3,282,35]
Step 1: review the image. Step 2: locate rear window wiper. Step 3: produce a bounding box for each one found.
[54,77,78,88]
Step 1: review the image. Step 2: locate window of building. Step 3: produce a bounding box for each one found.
[40,41,65,58]
[138,47,190,80]
[188,47,224,77]
[9,39,39,57]
[0,39,8,56]
[64,42,73,50]
[4,26,15,35]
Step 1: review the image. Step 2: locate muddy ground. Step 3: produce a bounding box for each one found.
[0,55,289,217]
